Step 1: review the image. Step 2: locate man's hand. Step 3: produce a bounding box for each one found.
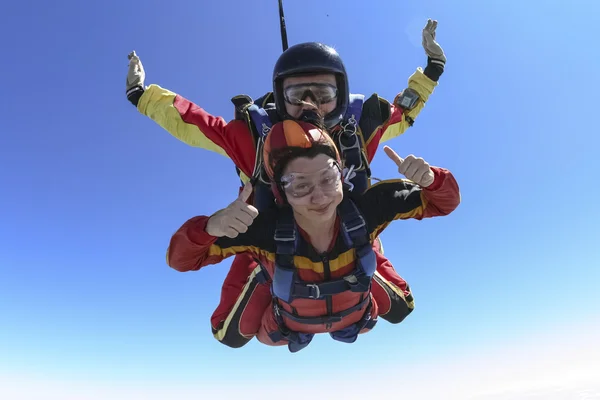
[206,183,259,238]
[384,145,435,187]
[422,19,446,64]
[126,50,145,91]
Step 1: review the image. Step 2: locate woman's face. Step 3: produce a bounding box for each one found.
[281,153,343,222]
[282,74,338,118]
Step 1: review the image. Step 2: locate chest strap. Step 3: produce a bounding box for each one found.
[271,197,376,304]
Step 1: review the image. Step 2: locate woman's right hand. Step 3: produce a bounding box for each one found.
[206,183,259,238]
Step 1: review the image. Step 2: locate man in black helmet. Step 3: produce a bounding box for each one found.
[271,42,350,127]
[126,19,446,349]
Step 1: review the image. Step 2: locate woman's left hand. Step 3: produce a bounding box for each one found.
[383,145,435,187]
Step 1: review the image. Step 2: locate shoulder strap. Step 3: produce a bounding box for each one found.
[345,93,365,123]
[247,104,273,139]
[338,94,369,194]
[272,206,297,303]
[338,197,377,279]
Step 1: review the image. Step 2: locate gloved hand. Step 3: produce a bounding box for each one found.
[126,50,145,91]
[383,145,435,187]
[422,19,446,64]
[206,183,259,238]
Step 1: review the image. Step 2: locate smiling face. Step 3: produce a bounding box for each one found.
[280,153,343,222]
[281,74,338,119]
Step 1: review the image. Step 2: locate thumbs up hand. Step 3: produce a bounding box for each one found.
[206,183,259,238]
[383,146,435,188]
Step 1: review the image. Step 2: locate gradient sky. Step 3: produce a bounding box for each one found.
[1,0,599,398]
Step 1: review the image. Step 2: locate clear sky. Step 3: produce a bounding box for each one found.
[1,0,599,398]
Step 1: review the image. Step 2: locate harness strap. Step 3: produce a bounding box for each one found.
[271,198,377,301]
[329,299,378,344]
[274,295,370,325]
[272,207,297,303]
[268,302,315,353]
[290,275,365,298]
[247,104,272,139]
[338,198,377,290]
[338,95,370,194]
[346,94,365,122]
[268,296,377,351]
[246,104,277,210]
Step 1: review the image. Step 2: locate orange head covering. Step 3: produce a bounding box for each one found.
[262,119,341,181]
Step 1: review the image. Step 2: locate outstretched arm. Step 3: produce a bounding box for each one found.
[357,145,460,237]
[125,51,256,178]
[364,19,447,159]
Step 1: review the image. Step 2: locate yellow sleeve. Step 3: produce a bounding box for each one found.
[136,84,228,157]
[379,67,438,143]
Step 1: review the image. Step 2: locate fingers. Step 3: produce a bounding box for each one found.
[222,227,240,238]
[410,162,431,185]
[398,155,433,187]
[424,19,437,32]
[228,216,250,235]
[421,171,435,187]
[222,206,258,238]
[238,181,253,202]
[383,146,404,167]
[385,147,431,186]
[402,155,421,179]
[234,209,255,227]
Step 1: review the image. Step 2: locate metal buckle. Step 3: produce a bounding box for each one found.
[306,283,321,299]
[343,214,366,233]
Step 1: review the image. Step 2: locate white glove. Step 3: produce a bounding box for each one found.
[422,19,446,64]
[383,145,435,188]
[126,50,146,92]
[206,183,259,238]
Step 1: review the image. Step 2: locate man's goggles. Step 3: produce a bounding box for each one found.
[283,83,338,106]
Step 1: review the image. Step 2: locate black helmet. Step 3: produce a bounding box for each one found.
[272,42,349,128]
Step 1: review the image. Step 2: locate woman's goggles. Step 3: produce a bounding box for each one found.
[280,160,342,198]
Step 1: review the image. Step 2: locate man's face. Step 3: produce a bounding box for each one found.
[281,73,338,119]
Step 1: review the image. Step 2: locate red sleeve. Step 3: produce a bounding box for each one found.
[364,104,404,163]
[166,210,274,273]
[420,167,462,218]
[166,216,218,272]
[173,96,256,178]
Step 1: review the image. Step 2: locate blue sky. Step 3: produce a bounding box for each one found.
[1,0,599,398]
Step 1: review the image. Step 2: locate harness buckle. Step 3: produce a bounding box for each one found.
[274,228,296,242]
[306,283,321,299]
[338,130,361,153]
[343,214,366,233]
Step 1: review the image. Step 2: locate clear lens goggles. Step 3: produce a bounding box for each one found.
[283,83,338,106]
[280,160,342,198]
